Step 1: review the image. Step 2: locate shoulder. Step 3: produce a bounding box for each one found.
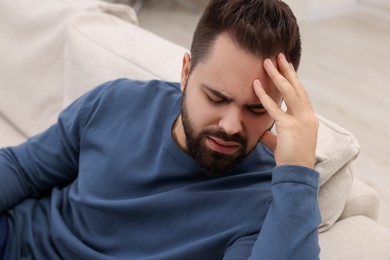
[61,79,181,127]
[101,78,180,95]
[79,78,181,108]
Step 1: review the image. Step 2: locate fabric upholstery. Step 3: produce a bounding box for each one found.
[0,0,137,137]
[315,115,360,231]
[340,179,380,221]
[319,215,390,259]
[63,10,187,105]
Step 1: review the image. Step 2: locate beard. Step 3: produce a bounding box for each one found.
[180,88,251,178]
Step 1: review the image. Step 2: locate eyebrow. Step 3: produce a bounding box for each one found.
[201,84,232,102]
[201,84,265,109]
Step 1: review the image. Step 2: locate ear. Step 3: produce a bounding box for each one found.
[180,52,191,92]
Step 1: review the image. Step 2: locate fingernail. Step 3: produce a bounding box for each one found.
[265,59,273,67]
[289,62,295,71]
[254,80,265,94]
[257,79,264,87]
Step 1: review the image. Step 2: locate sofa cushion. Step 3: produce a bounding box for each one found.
[319,215,390,259]
[0,0,137,137]
[340,179,380,221]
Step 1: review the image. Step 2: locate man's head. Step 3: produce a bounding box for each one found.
[172,0,301,177]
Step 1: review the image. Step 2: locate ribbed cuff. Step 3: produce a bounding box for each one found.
[271,165,320,190]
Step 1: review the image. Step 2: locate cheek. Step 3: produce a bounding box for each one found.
[185,93,220,128]
[245,115,274,145]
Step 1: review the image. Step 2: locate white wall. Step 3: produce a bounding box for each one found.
[284,0,357,22]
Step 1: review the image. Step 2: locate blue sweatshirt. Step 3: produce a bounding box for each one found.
[0,79,321,259]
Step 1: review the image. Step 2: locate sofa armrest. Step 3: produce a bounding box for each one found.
[319,215,390,259]
[315,115,359,232]
[340,179,380,221]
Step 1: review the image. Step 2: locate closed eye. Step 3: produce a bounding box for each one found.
[202,86,231,104]
[247,105,267,115]
[206,94,228,104]
[201,84,266,114]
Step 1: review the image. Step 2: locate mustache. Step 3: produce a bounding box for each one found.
[201,129,246,146]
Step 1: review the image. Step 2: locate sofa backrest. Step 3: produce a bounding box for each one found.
[0,0,186,137]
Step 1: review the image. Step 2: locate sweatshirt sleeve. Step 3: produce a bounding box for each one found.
[0,82,111,212]
[225,165,321,260]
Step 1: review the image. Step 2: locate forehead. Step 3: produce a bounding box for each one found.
[191,34,276,101]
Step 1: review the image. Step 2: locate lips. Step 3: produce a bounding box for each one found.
[207,136,240,154]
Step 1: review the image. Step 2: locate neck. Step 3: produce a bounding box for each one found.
[172,115,188,153]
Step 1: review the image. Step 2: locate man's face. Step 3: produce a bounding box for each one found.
[174,34,282,177]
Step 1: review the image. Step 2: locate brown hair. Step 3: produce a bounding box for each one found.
[190,0,301,72]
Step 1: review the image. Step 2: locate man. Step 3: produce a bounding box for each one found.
[0,0,321,259]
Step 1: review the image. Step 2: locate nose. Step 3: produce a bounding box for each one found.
[218,105,243,135]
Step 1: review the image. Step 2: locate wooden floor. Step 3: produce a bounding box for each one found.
[138,2,390,228]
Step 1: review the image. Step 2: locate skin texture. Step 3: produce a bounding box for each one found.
[172,33,318,176]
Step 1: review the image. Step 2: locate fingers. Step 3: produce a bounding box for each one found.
[263,53,312,115]
[263,59,297,113]
[274,54,301,92]
[253,53,318,168]
[253,80,285,122]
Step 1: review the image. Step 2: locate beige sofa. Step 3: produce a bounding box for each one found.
[1,0,390,258]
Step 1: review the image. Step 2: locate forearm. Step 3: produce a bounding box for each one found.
[0,100,85,211]
[0,148,32,211]
[0,128,79,212]
[0,82,111,212]
[248,166,321,260]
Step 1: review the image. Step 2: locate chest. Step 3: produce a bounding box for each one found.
[66,167,272,258]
